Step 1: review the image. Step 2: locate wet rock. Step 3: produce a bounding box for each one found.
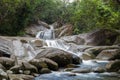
[85,47,104,56]
[0,57,15,69]
[35,48,82,67]
[92,67,105,73]
[40,68,51,74]
[65,64,79,68]
[22,62,38,73]
[85,29,119,46]
[96,49,120,60]
[64,68,74,71]
[72,69,91,73]
[81,52,96,60]
[30,58,58,71]
[8,74,34,80]
[30,39,44,47]
[61,35,85,45]
[39,58,58,71]
[0,69,8,80]
[85,46,119,57]
[10,62,38,74]
[106,60,120,72]
[66,73,76,76]
[29,59,48,70]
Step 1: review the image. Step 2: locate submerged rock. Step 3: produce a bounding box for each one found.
[72,68,91,73]
[35,48,82,67]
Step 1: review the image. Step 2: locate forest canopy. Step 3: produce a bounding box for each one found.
[0,0,120,35]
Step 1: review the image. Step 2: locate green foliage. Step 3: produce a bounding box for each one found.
[0,0,120,35]
[69,0,120,34]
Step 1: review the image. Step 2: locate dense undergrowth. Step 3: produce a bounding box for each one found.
[0,0,120,35]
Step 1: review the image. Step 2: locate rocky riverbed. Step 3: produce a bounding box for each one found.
[0,25,120,80]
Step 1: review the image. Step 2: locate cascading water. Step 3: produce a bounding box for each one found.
[12,40,37,61]
[35,25,120,80]
[36,25,55,40]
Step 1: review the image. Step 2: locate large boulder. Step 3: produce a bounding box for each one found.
[96,49,120,60]
[61,35,85,45]
[106,60,120,72]
[25,21,50,37]
[85,46,119,57]
[55,24,73,38]
[35,48,82,67]
[85,29,119,46]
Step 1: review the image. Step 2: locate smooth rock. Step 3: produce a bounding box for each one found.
[85,29,119,46]
[106,60,120,72]
[96,49,120,60]
[35,48,82,67]
[40,68,51,74]
[81,52,96,60]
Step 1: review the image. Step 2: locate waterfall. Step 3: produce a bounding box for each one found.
[45,40,70,51]
[36,24,83,56]
[36,25,55,40]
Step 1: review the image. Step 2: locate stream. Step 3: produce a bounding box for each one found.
[34,26,120,80]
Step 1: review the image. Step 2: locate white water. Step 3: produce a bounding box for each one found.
[12,40,36,61]
[36,25,55,40]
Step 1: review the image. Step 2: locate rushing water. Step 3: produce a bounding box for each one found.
[34,25,120,80]
[36,25,55,40]
[35,60,120,80]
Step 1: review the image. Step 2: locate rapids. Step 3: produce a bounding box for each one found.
[34,25,120,80]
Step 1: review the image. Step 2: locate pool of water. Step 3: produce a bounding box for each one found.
[34,72,120,80]
[34,60,120,80]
